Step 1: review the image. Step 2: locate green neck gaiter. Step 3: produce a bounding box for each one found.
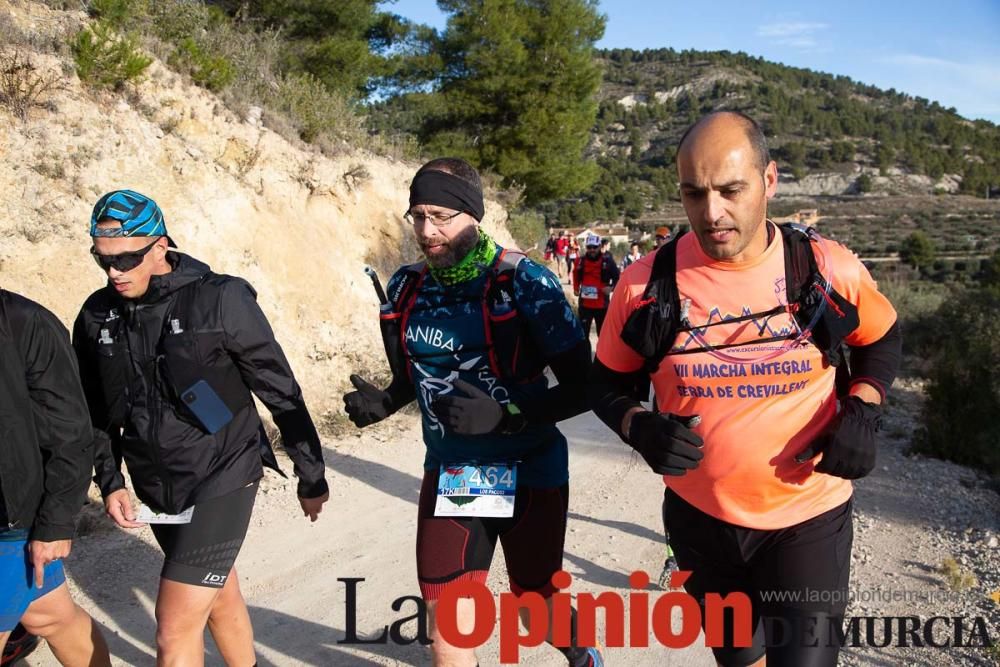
[429,227,498,285]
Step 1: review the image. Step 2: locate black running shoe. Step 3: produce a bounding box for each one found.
[2,624,40,666]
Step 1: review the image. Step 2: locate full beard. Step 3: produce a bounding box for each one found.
[422,225,480,268]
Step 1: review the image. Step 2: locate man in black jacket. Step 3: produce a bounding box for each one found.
[73,190,329,666]
[0,289,111,666]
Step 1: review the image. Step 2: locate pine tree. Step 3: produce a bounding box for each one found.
[237,0,406,96]
[899,231,936,272]
[423,0,606,204]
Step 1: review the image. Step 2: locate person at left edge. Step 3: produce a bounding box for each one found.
[344,158,603,667]
[0,289,111,666]
[72,190,329,667]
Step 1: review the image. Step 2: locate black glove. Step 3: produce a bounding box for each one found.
[795,395,882,479]
[431,379,504,435]
[343,374,395,427]
[627,412,704,475]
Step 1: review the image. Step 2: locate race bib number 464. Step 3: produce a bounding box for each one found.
[435,464,517,518]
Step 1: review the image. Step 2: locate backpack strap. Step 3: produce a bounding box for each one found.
[622,224,860,397]
[387,262,427,312]
[164,275,204,335]
[779,223,817,306]
[620,232,685,372]
[385,262,427,383]
[390,251,546,383]
[777,224,860,392]
[0,289,12,342]
[485,249,546,381]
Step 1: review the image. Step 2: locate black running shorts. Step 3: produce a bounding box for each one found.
[416,469,568,600]
[663,488,853,667]
[150,481,258,588]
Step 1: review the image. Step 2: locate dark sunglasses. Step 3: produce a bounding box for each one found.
[90,238,160,272]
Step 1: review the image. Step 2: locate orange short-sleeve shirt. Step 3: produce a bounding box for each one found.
[597,228,897,529]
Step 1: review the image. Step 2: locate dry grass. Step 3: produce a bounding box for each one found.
[939,556,978,591]
[0,49,63,120]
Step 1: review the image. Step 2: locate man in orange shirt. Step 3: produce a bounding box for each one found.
[590,111,901,667]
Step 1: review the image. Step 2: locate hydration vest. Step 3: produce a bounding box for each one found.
[93,274,282,472]
[381,249,546,384]
[620,224,860,390]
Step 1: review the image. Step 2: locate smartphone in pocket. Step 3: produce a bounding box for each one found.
[181,380,233,434]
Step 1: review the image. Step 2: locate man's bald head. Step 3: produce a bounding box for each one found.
[677,111,770,172]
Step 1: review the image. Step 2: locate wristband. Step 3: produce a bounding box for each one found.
[499,402,527,435]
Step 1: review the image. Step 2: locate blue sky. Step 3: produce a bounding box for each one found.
[383,0,1000,123]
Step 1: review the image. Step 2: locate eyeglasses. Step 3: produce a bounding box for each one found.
[404,209,465,227]
[90,238,159,272]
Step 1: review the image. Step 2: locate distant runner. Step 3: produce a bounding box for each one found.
[553,231,569,280]
[654,225,671,248]
[572,234,620,339]
[620,241,642,270]
[566,236,580,280]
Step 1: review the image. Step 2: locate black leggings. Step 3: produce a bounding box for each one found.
[578,306,607,338]
[663,489,852,667]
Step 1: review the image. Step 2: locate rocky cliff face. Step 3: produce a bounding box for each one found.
[775,166,961,197]
[0,0,514,420]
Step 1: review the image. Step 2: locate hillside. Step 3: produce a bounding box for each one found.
[546,48,1000,226]
[0,0,516,423]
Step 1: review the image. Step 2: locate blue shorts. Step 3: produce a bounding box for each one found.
[0,529,66,632]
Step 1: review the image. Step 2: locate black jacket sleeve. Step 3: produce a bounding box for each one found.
[848,320,902,401]
[19,303,94,541]
[603,255,621,287]
[386,376,417,412]
[516,338,592,425]
[587,358,647,444]
[72,309,126,499]
[221,280,328,499]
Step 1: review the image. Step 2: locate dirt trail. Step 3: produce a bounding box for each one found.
[22,380,1000,666]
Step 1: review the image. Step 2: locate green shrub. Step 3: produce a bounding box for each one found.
[272,72,363,144]
[169,37,234,91]
[148,3,227,43]
[876,275,948,359]
[914,286,1000,475]
[982,249,1000,287]
[856,172,873,193]
[88,0,146,29]
[899,231,936,271]
[506,210,546,254]
[72,21,151,89]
